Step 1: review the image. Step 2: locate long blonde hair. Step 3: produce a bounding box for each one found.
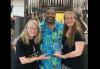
[63,11,84,46]
[20,19,41,45]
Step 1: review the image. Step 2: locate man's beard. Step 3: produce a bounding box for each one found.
[45,17,55,23]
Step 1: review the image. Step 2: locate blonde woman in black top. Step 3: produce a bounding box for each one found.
[12,19,49,69]
[54,11,85,69]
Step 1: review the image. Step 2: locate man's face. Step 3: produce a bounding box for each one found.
[45,9,55,23]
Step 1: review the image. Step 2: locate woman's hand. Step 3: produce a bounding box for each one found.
[54,52,65,59]
[19,55,50,64]
[37,55,50,60]
[54,52,66,59]
[54,52,61,58]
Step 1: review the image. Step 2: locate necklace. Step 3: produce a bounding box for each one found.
[33,45,35,53]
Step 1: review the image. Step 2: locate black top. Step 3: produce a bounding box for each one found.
[12,38,40,69]
[62,32,85,69]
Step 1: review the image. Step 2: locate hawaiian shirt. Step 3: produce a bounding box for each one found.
[39,21,64,69]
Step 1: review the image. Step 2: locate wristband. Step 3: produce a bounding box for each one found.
[62,55,65,59]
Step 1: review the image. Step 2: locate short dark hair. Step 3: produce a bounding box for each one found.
[46,7,55,13]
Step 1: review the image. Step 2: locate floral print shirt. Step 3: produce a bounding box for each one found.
[39,21,64,69]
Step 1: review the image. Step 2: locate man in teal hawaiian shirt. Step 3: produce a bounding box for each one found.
[39,8,64,69]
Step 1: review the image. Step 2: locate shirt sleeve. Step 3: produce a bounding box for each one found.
[75,31,84,41]
[16,39,26,57]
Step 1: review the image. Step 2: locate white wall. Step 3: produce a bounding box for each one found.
[11,0,24,17]
[73,0,88,14]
